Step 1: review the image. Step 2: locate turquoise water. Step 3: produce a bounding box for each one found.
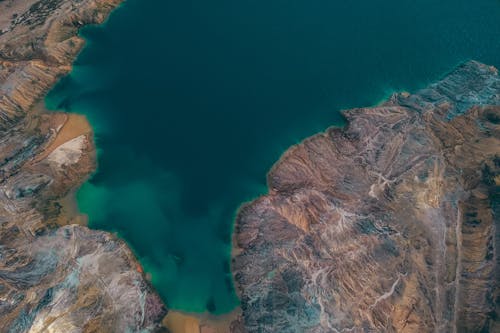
[46,0,500,314]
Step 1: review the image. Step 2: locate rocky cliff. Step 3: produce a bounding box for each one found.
[232,61,500,333]
[0,1,166,332]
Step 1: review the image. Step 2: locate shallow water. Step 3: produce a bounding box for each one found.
[46,0,500,314]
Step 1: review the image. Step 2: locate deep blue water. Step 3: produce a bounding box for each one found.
[46,0,500,314]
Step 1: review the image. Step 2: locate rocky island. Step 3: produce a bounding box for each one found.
[0,1,499,332]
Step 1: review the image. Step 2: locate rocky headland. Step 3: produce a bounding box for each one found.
[0,0,166,332]
[232,61,500,332]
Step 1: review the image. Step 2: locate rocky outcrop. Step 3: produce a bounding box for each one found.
[0,1,167,332]
[232,61,500,333]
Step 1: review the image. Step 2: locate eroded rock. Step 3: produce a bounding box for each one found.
[232,61,500,333]
[0,1,167,332]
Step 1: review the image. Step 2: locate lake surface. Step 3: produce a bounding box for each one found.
[46,0,500,314]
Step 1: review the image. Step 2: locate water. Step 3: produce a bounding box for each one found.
[46,0,500,314]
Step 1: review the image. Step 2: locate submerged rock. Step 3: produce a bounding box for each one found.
[232,61,500,332]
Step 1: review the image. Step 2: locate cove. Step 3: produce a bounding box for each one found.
[45,0,500,314]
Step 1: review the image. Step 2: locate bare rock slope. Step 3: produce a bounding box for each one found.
[233,61,500,333]
[0,1,166,332]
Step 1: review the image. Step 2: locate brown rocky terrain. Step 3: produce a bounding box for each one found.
[1,1,500,333]
[232,61,500,333]
[0,0,167,332]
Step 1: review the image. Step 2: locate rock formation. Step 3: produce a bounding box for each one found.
[232,61,500,333]
[0,1,166,332]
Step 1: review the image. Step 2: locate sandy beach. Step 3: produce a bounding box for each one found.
[164,309,241,333]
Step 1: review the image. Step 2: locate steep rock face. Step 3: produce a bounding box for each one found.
[0,1,167,332]
[232,61,500,333]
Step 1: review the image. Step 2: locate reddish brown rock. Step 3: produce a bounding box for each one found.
[232,61,500,333]
[0,1,167,332]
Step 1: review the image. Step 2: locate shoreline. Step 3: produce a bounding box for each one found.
[1,0,499,331]
[0,0,170,331]
[230,60,500,332]
[32,0,243,330]
[164,308,242,333]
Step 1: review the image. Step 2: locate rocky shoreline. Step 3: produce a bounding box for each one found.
[0,1,167,332]
[232,61,500,332]
[1,1,499,333]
